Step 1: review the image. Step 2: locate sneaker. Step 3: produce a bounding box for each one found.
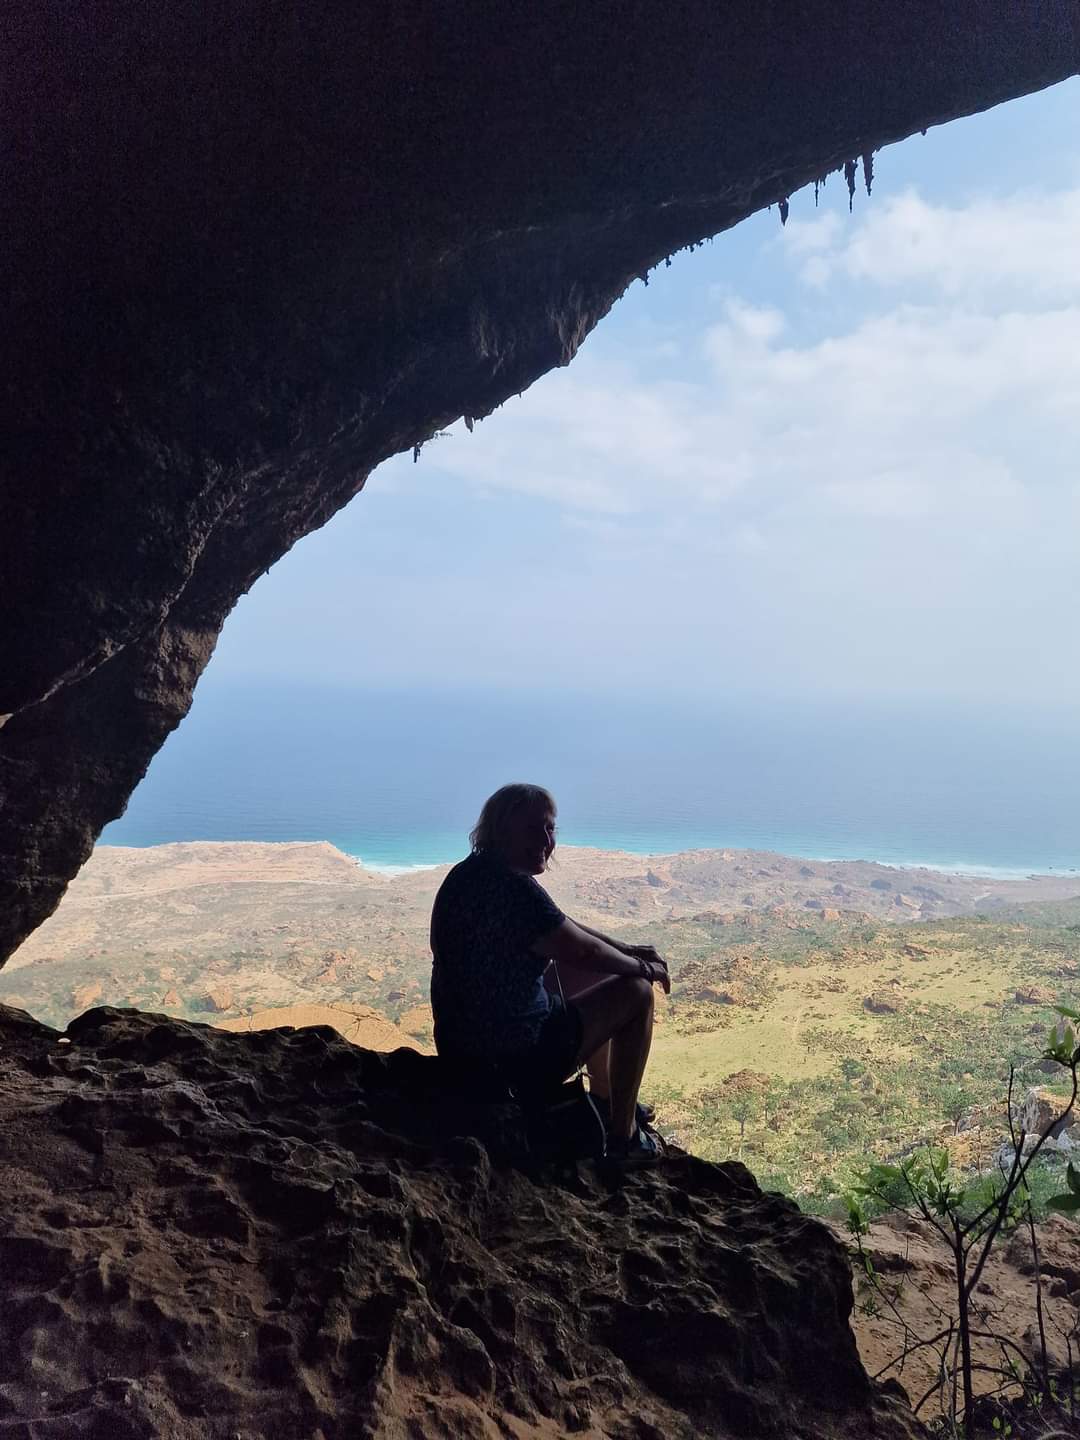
[606,1126,662,1170]
[590,1095,656,1129]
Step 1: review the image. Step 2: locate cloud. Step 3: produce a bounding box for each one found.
[229,179,1080,705]
[422,293,1080,545]
[386,180,1080,701]
[782,186,1080,304]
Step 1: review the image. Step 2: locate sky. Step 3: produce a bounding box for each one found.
[213,78,1080,712]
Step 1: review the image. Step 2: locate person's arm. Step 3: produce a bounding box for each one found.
[575,919,665,967]
[531,918,671,993]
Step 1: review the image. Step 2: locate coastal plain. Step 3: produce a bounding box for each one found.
[6,841,1080,1193]
[7,840,1080,1033]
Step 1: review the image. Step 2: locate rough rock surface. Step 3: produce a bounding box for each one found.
[0,1004,920,1439]
[831,1210,1080,1423]
[3,5,1080,965]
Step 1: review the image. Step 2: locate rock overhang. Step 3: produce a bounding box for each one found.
[1,1,1079,964]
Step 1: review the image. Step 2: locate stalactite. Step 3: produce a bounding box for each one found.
[844,158,857,211]
[778,197,789,225]
[862,149,874,195]
[464,415,475,433]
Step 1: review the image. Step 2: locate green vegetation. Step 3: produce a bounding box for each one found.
[647,903,1080,1208]
[843,1013,1080,1437]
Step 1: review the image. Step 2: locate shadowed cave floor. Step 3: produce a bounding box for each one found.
[0,1003,922,1439]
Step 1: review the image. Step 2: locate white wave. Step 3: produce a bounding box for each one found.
[352,857,445,876]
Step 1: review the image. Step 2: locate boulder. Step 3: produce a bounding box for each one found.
[1014,985,1056,1006]
[1019,1086,1076,1139]
[903,944,930,960]
[0,1004,920,1439]
[864,992,904,1015]
[202,986,235,1013]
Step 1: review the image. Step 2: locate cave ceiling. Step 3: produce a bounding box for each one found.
[1,2,1078,965]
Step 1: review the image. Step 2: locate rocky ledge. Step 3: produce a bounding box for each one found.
[0,1004,919,1438]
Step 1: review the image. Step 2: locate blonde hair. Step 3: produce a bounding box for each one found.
[470,783,556,860]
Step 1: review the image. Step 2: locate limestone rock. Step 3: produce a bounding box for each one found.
[161,987,182,1007]
[1019,1085,1076,1139]
[201,986,235,1013]
[0,1004,919,1438]
[1015,985,1056,1005]
[71,980,103,1010]
[3,12,1077,974]
[718,1069,772,1095]
[398,1003,434,1039]
[864,991,904,1015]
[1006,1213,1080,1294]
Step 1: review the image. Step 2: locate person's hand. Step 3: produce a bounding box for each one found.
[624,943,664,967]
[632,949,671,995]
[650,958,671,994]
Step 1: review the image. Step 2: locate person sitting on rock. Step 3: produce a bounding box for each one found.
[429,782,669,1167]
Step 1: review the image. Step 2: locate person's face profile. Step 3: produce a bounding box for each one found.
[502,800,556,874]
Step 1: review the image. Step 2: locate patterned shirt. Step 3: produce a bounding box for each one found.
[430,851,566,1059]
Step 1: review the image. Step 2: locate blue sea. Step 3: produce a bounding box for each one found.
[102,679,1080,878]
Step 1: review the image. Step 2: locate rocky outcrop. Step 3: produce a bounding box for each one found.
[1015,985,1057,1006]
[0,1003,920,1438]
[3,6,1080,966]
[864,992,905,1015]
[1019,1085,1076,1141]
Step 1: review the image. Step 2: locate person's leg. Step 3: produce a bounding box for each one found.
[586,1041,612,1099]
[570,976,654,1140]
[555,961,611,1099]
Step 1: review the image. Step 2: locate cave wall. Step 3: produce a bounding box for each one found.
[2,2,1078,964]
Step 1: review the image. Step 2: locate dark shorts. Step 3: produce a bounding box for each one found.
[498,995,584,1097]
[437,996,584,1101]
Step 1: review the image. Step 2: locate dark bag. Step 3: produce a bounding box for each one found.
[517,1073,607,1163]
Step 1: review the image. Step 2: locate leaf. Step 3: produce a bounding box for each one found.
[1055,1005,1080,1021]
[1045,1194,1080,1214]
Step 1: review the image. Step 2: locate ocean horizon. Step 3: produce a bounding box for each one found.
[102,677,1080,880]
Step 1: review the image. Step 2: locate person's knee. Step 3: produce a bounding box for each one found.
[624,975,653,1014]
